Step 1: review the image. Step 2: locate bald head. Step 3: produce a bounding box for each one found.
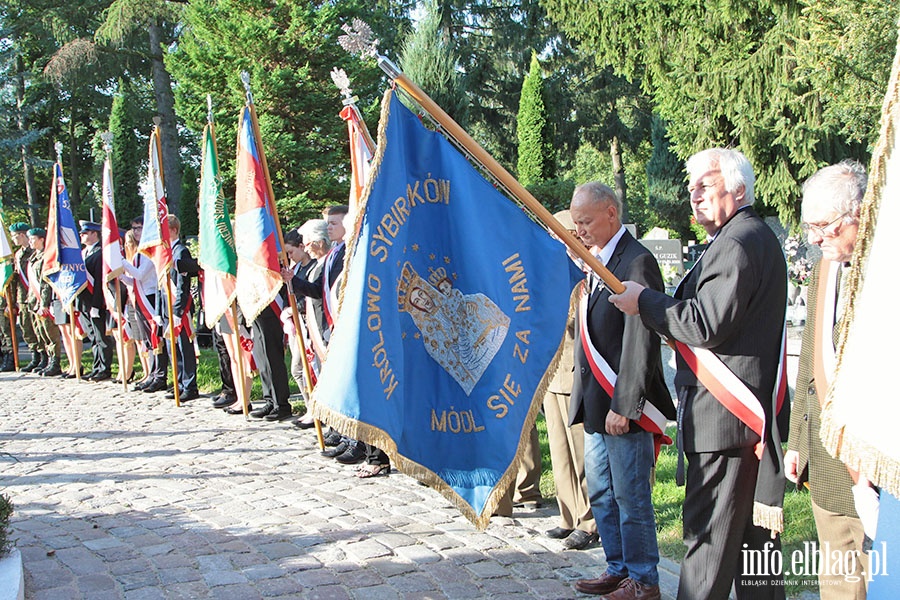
[570,182,622,250]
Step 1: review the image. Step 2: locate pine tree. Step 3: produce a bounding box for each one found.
[542,0,895,224]
[516,52,554,186]
[165,0,407,227]
[399,0,467,125]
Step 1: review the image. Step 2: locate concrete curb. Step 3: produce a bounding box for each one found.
[0,547,24,600]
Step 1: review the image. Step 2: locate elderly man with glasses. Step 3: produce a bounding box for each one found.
[784,160,871,600]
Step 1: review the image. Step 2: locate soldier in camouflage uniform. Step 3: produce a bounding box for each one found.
[9,222,40,371]
[27,228,62,376]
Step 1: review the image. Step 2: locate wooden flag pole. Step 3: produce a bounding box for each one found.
[154,124,180,407]
[230,302,251,418]
[204,109,247,419]
[378,59,625,295]
[114,280,127,393]
[164,274,180,406]
[70,306,81,381]
[242,74,325,450]
[5,288,18,370]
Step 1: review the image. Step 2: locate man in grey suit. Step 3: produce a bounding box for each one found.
[785,160,869,599]
[610,149,789,600]
[569,182,675,600]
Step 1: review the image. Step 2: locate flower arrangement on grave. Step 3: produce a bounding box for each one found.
[783,235,812,286]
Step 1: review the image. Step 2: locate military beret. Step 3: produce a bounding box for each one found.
[79,221,101,233]
[9,222,29,233]
[27,227,46,238]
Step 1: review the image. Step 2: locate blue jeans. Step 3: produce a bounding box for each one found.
[584,429,660,586]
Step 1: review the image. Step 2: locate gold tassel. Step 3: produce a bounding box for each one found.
[753,502,784,534]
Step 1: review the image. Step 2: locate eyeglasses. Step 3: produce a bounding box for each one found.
[801,212,851,237]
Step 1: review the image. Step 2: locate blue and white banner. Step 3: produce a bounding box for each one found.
[312,90,583,528]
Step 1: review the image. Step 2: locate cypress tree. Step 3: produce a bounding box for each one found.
[516,52,554,186]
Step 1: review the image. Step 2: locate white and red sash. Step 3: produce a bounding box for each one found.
[814,260,840,390]
[673,324,788,460]
[578,289,673,458]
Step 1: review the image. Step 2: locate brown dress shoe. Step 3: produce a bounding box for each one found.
[574,572,626,595]
[599,578,660,600]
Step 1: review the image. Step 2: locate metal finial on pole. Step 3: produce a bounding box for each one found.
[240,71,253,105]
[100,131,113,155]
[207,94,214,123]
[330,67,360,107]
[54,141,63,164]
[338,19,379,59]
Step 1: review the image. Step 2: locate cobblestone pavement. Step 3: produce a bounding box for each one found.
[0,370,681,600]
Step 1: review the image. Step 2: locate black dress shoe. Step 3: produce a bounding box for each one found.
[264,407,293,421]
[212,395,236,409]
[180,389,200,402]
[545,527,574,540]
[142,380,167,393]
[324,430,343,447]
[563,529,599,550]
[322,441,349,458]
[294,416,316,429]
[225,405,245,415]
[249,405,273,418]
[88,371,111,382]
[335,443,367,464]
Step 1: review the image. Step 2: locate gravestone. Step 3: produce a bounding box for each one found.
[639,239,684,290]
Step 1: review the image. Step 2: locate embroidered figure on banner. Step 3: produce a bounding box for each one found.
[398,261,509,395]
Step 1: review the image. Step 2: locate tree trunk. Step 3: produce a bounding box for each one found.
[15,64,39,226]
[610,133,627,222]
[148,22,183,219]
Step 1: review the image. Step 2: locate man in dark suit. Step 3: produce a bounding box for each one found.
[164,215,200,401]
[610,148,789,600]
[785,161,869,599]
[79,221,114,381]
[569,182,674,600]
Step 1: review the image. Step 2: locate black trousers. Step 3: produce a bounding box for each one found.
[251,306,289,411]
[213,327,236,399]
[678,446,785,600]
[87,309,113,375]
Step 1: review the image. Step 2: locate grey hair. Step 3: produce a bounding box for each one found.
[573,181,622,218]
[687,148,756,206]
[298,219,328,243]
[801,160,867,219]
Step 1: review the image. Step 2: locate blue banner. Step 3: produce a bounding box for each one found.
[312,91,583,528]
[44,163,87,309]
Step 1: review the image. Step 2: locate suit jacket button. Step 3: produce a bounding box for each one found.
[581,367,587,374]
[807,385,816,396]
[803,413,808,421]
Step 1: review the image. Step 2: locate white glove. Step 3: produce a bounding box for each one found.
[280,308,296,337]
[852,478,880,542]
[90,307,100,318]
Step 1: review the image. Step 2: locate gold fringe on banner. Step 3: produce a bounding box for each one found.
[310,86,574,530]
[753,502,784,535]
[820,24,900,498]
